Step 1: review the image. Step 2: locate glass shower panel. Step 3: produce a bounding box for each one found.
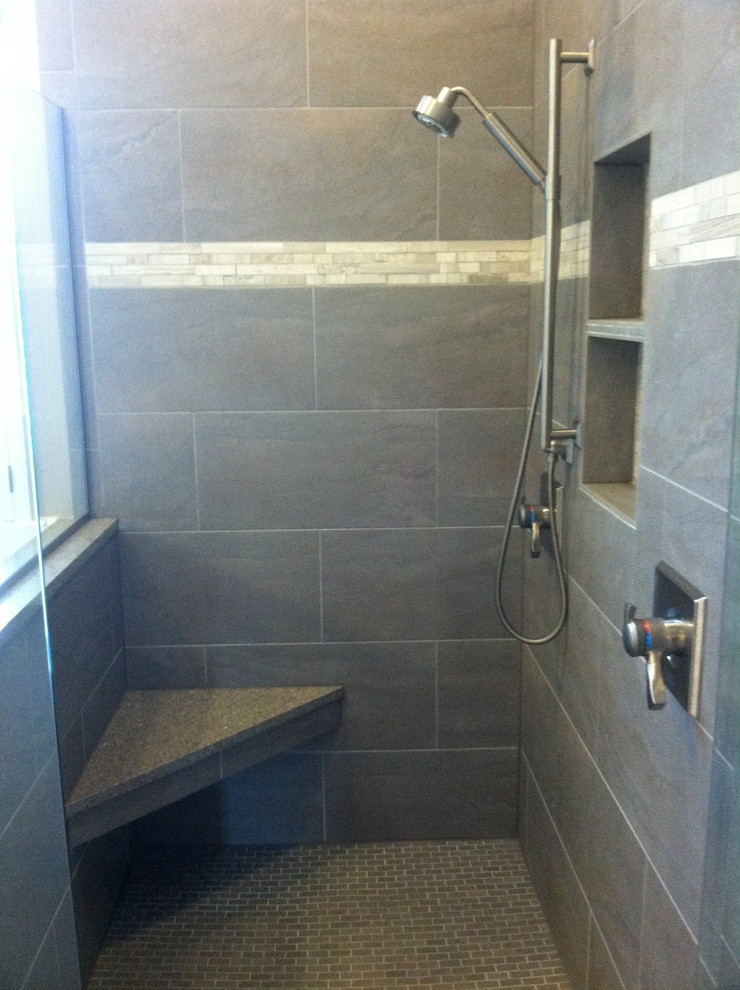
[0,84,87,589]
[697,348,740,988]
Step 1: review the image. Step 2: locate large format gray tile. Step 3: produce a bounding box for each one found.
[51,890,83,990]
[181,109,437,241]
[549,700,600,884]
[593,0,685,196]
[48,540,123,737]
[439,107,535,241]
[715,514,740,761]
[436,640,520,749]
[566,484,637,631]
[659,482,730,733]
[697,752,737,984]
[73,0,307,109]
[534,0,600,109]
[135,753,325,845]
[72,111,183,241]
[315,285,528,410]
[635,466,730,736]
[681,0,740,187]
[206,642,436,751]
[583,768,647,990]
[596,611,712,935]
[437,409,527,526]
[0,628,39,835]
[308,0,533,109]
[71,829,131,986]
[120,531,321,646]
[639,867,698,990]
[98,414,197,532]
[586,919,625,990]
[81,649,126,761]
[641,262,740,510]
[126,646,207,689]
[325,749,518,841]
[195,411,436,530]
[321,527,512,642]
[521,650,562,814]
[0,762,72,990]
[21,923,64,990]
[554,579,607,756]
[523,768,591,990]
[89,289,315,413]
[58,718,87,801]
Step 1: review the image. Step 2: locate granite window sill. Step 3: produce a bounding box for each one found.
[0,517,117,648]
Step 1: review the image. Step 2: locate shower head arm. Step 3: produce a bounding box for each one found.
[448,86,547,190]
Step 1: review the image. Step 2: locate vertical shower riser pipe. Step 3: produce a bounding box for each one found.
[540,37,562,454]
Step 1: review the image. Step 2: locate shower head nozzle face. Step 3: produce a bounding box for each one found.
[412,91,460,138]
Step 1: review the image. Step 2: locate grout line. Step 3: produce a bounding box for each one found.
[191,414,201,531]
[587,910,630,990]
[639,464,728,514]
[130,637,517,650]
[433,641,439,749]
[94,406,529,417]
[637,857,650,990]
[118,524,508,535]
[317,530,324,643]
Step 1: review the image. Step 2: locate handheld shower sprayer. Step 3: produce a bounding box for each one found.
[412,40,594,645]
[413,86,546,190]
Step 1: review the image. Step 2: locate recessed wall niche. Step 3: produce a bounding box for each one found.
[589,134,650,320]
[582,331,643,520]
[583,135,650,520]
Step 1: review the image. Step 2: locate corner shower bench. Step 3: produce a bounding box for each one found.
[64,685,343,848]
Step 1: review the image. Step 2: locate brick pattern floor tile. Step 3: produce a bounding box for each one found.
[88,839,573,989]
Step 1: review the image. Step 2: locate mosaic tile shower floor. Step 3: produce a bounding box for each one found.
[89,839,573,989]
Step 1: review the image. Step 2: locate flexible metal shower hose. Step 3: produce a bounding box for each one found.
[495,357,569,645]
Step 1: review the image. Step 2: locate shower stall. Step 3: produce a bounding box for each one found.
[2,1,739,989]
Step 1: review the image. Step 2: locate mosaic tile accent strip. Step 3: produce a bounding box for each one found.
[530,220,590,283]
[80,169,740,289]
[650,169,740,267]
[88,839,573,990]
[84,240,532,288]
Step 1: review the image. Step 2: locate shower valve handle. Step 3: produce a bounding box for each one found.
[518,503,551,558]
[622,604,693,711]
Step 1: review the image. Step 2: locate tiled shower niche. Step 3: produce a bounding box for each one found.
[588,134,650,321]
[583,136,650,519]
[582,331,643,520]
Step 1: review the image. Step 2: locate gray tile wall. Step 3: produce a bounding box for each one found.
[0,611,81,990]
[521,2,740,989]
[45,529,131,986]
[37,0,537,844]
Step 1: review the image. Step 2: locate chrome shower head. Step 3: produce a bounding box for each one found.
[412,88,461,138]
[412,84,546,190]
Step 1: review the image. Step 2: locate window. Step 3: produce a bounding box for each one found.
[0,15,88,591]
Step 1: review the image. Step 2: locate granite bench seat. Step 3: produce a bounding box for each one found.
[65,686,343,848]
